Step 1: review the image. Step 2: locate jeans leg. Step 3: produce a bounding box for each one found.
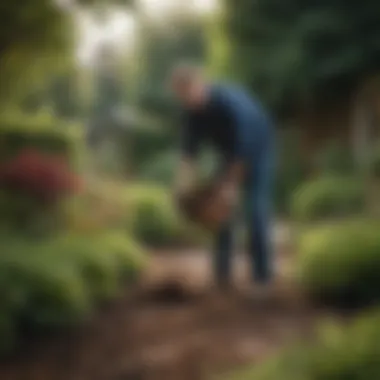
[213,221,234,286]
[245,150,274,284]
[248,196,273,284]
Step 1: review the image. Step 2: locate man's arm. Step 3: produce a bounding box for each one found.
[218,94,250,188]
[174,113,201,194]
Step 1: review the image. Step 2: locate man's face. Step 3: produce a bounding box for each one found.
[171,77,207,109]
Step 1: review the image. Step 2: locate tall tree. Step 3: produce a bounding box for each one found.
[0,0,74,108]
[0,0,136,110]
[222,0,380,116]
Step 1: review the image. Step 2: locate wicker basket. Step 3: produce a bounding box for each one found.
[177,182,231,231]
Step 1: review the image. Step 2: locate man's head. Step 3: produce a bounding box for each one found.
[169,63,209,109]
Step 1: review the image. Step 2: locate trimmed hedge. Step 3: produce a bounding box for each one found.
[0,111,82,167]
[296,220,380,305]
[291,177,366,222]
[0,231,145,354]
[0,128,73,161]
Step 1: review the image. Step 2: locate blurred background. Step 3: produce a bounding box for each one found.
[1,0,380,379]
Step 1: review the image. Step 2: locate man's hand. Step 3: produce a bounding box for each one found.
[218,180,239,208]
[222,161,245,184]
[211,180,239,217]
[199,162,243,227]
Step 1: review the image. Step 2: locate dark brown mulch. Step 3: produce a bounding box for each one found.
[0,251,344,380]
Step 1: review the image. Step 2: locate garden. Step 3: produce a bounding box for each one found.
[1,0,380,379]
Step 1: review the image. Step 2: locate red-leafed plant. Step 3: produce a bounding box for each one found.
[0,149,82,205]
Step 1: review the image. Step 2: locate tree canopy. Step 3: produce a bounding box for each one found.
[0,0,75,108]
[0,0,136,110]
[223,0,380,116]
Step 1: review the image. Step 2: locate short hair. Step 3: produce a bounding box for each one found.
[169,61,205,87]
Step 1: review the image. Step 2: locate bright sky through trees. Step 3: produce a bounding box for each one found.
[76,0,218,66]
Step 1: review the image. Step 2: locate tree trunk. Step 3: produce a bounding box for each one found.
[351,82,378,215]
[352,86,369,174]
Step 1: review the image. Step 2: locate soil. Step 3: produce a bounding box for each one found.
[0,249,343,380]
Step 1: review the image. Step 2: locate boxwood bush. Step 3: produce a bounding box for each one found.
[0,231,145,355]
[0,111,80,166]
[296,219,380,306]
[291,177,366,222]
[227,310,380,380]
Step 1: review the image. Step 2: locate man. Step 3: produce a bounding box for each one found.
[170,63,275,299]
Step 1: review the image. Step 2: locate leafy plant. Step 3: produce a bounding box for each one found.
[227,310,380,380]
[0,149,81,204]
[291,176,365,221]
[297,220,380,305]
[124,184,208,248]
[0,230,145,354]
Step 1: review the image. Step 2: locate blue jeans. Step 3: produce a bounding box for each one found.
[213,145,274,285]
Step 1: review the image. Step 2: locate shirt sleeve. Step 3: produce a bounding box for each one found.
[180,113,201,159]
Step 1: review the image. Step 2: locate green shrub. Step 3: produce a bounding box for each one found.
[0,128,73,162]
[0,241,91,329]
[129,126,177,174]
[227,310,380,380]
[21,255,92,327]
[126,185,183,246]
[0,149,82,235]
[124,184,207,248]
[99,232,146,280]
[0,231,145,354]
[291,177,366,221]
[59,233,145,299]
[139,149,218,185]
[50,236,121,301]
[296,220,380,305]
[0,111,81,166]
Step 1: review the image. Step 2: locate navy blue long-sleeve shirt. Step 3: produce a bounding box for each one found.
[180,83,273,167]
